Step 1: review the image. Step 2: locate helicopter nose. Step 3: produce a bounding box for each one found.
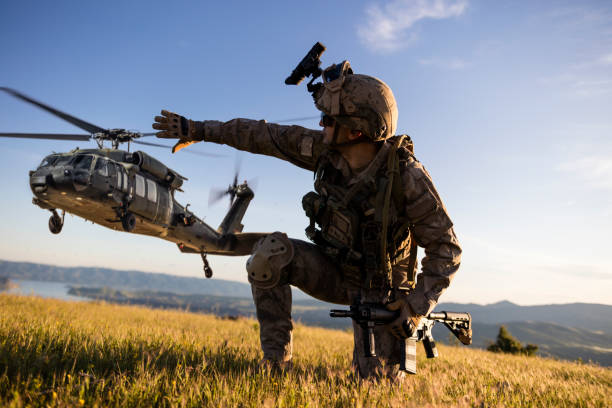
[30,173,51,194]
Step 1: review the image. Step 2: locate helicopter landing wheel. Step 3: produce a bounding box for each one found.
[121,212,136,232]
[48,210,64,234]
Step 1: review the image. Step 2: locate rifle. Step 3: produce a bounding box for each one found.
[330,302,472,374]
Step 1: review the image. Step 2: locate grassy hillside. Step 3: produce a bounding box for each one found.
[1,295,610,407]
[66,285,612,366]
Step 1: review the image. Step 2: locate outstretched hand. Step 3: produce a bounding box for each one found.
[152,110,197,153]
[386,297,422,339]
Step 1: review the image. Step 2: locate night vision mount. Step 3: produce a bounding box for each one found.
[285,42,354,97]
[285,42,327,94]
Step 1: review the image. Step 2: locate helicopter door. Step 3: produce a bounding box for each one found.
[92,157,111,193]
[116,167,128,193]
[156,186,172,226]
[147,179,171,226]
[107,162,117,188]
[128,174,151,220]
[146,179,159,219]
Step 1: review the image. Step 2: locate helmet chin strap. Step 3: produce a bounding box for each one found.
[329,123,369,147]
[330,122,341,146]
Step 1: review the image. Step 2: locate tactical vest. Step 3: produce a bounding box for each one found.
[302,135,418,290]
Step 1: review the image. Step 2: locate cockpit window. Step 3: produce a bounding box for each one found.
[54,156,72,166]
[94,157,109,176]
[72,155,93,170]
[38,155,58,168]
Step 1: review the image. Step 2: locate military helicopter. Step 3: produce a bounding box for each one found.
[0,87,270,277]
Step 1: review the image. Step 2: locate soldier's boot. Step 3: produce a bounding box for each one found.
[257,356,293,375]
[252,284,293,366]
[246,233,295,365]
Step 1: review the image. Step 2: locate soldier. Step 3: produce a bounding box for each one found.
[152,62,461,380]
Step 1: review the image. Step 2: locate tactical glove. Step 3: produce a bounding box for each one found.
[152,110,201,153]
[386,297,423,339]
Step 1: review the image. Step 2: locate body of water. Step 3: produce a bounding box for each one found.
[4,279,91,302]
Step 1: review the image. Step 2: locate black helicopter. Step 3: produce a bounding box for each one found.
[0,87,269,277]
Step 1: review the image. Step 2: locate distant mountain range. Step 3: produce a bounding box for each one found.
[2,259,611,366]
[436,300,612,334]
[0,259,263,298]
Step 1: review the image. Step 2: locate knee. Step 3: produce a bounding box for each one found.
[246,232,294,289]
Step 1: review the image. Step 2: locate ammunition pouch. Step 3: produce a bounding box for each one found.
[246,232,294,289]
[303,191,359,253]
[302,191,324,219]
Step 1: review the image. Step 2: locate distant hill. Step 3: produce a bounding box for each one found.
[0,259,272,298]
[437,300,612,334]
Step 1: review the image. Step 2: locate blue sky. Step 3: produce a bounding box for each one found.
[1,0,610,305]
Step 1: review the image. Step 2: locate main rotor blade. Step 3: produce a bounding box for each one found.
[0,87,106,134]
[132,139,226,157]
[0,132,91,141]
[139,132,158,137]
[132,140,178,148]
[273,115,320,123]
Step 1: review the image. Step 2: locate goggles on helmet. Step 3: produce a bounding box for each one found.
[322,60,353,83]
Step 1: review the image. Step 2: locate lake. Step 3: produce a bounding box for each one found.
[3,279,91,302]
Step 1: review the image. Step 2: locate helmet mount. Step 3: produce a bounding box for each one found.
[285,42,398,141]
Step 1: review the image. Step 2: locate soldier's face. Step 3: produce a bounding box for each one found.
[321,121,352,146]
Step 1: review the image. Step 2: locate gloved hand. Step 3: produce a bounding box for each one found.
[386,297,423,339]
[152,110,199,153]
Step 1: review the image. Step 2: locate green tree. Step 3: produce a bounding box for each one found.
[487,325,538,356]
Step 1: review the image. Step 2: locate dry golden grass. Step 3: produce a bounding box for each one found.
[0,294,610,407]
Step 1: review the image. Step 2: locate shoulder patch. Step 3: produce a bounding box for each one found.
[300,135,314,157]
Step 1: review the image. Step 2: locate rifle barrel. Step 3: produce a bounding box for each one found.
[330,310,352,318]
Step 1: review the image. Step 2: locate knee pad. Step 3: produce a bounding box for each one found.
[246,232,294,289]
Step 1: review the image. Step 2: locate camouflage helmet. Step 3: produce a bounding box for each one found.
[314,62,398,141]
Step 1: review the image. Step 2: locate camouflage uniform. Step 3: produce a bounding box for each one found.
[153,66,461,378]
[187,118,461,378]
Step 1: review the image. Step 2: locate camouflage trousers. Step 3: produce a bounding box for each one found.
[250,236,409,380]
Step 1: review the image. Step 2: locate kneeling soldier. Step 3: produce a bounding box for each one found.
[153,61,461,380]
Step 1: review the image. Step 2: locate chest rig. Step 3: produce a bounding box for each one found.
[302,135,418,290]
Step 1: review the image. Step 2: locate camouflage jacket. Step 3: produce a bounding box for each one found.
[195,118,461,316]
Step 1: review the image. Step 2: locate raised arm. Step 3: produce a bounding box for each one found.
[153,111,325,171]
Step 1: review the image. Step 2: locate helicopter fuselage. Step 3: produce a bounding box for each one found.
[29,148,258,258]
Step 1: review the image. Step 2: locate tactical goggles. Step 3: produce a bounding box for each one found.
[320,113,335,127]
[323,60,353,83]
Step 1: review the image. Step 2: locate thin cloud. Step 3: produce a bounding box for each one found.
[536,264,612,280]
[572,79,612,97]
[358,0,468,52]
[537,6,612,98]
[557,155,612,190]
[418,57,469,70]
[461,234,612,281]
[539,69,612,98]
[600,53,612,65]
